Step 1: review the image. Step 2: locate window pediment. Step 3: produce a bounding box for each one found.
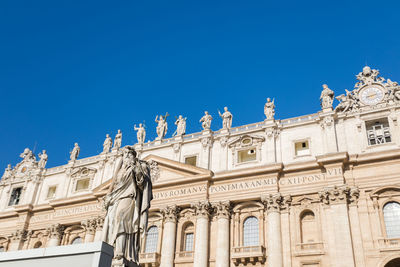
[228,134,265,149]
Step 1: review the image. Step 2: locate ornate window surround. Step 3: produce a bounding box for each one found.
[370,186,400,251]
[183,154,199,166]
[359,114,396,152]
[175,208,196,263]
[69,167,97,194]
[228,135,265,167]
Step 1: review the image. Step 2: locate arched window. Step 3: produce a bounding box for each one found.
[71,237,83,245]
[33,241,42,248]
[144,226,158,253]
[383,202,400,238]
[243,216,259,246]
[300,210,317,243]
[182,223,194,251]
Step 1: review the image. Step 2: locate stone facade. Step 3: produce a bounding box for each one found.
[1,66,400,267]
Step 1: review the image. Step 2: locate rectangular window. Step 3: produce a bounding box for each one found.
[184,233,194,251]
[47,186,57,199]
[75,178,90,191]
[295,141,310,156]
[237,148,257,163]
[8,187,22,206]
[366,118,391,145]
[185,156,197,166]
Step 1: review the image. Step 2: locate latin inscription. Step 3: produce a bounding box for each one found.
[153,185,207,200]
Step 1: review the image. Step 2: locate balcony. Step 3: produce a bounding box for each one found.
[174,251,194,263]
[231,246,266,266]
[294,242,324,256]
[378,238,400,251]
[139,252,160,267]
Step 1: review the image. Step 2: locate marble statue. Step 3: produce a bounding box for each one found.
[320,84,334,109]
[155,113,169,140]
[102,146,152,267]
[218,107,233,129]
[1,164,12,180]
[200,111,213,130]
[114,130,122,150]
[38,150,48,169]
[20,148,36,163]
[70,143,80,161]
[335,89,358,113]
[174,115,187,136]
[264,98,275,120]
[103,134,113,153]
[134,124,146,144]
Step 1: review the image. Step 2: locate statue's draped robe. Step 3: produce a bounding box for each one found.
[102,157,153,263]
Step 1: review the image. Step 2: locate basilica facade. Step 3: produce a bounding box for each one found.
[1,66,400,267]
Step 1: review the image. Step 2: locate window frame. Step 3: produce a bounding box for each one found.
[144,225,159,253]
[184,154,198,167]
[382,201,400,239]
[293,138,311,158]
[8,186,23,206]
[242,216,260,247]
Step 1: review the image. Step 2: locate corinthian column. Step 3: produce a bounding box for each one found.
[262,193,283,267]
[8,230,26,251]
[47,224,64,247]
[192,201,212,267]
[319,185,355,267]
[82,219,96,243]
[160,205,180,267]
[214,201,231,267]
[94,216,105,242]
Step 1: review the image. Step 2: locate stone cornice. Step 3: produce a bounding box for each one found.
[349,148,400,164]
[316,152,349,165]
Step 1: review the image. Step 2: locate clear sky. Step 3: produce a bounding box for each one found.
[1,0,399,169]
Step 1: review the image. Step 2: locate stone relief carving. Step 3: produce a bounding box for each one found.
[219,136,229,147]
[148,160,160,183]
[318,185,359,205]
[134,123,146,145]
[200,111,213,130]
[201,137,213,149]
[228,134,265,148]
[10,229,27,242]
[172,143,181,153]
[173,115,187,136]
[218,107,233,130]
[113,130,122,150]
[320,116,334,129]
[38,150,48,169]
[320,84,334,110]
[102,134,113,154]
[1,164,13,180]
[102,146,152,267]
[46,224,64,239]
[264,98,275,120]
[155,113,169,140]
[70,143,80,161]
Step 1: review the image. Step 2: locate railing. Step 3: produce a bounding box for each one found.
[231,246,266,266]
[139,252,160,267]
[175,251,194,258]
[378,238,400,250]
[295,242,324,251]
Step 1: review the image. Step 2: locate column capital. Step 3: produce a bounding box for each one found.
[192,201,212,218]
[81,218,96,234]
[161,205,180,223]
[319,185,358,205]
[46,223,64,239]
[9,229,27,241]
[213,201,232,219]
[94,216,105,230]
[262,193,283,213]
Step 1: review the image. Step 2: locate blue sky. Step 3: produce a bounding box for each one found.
[1,0,399,168]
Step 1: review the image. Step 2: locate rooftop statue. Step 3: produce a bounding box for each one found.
[20,148,36,164]
[1,164,13,180]
[38,150,48,169]
[320,84,335,110]
[134,123,146,144]
[173,115,187,136]
[70,143,80,161]
[102,146,152,267]
[155,113,169,140]
[114,130,122,150]
[200,111,213,130]
[218,107,233,129]
[264,98,275,120]
[102,134,113,153]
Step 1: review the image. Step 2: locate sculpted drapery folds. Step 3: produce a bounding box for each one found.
[102,146,153,266]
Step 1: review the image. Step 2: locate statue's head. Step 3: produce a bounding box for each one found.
[224,107,228,111]
[179,115,182,119]
[42,150,46,154]
[205,111,208,115]
[7,164,11,169]
[363,66,371,75]
[139,123,142,127]
[123,146,137,159]
[106,134,109,137]
[74,143,78,146]
[118,129,121,133]
[267,97,271,102]
[322,84,328,89]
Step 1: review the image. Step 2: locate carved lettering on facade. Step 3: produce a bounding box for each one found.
[153,185,207,200]
[54,203,102,218]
